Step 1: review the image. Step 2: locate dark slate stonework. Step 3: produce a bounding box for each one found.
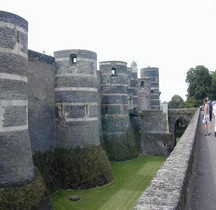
[140,110,173,156]
[0,53,28,76]
[133,110,199,210]
[27,51,56,152]
[54,49,100,149]
[101,95,128,105]
[97,70,102,138]
[0,79,27,96]
[56,121,100,148]
[28,50,55,64]
[138,77,151,111]
[55,76,97,88]
[140,67,160,110]
[100,61,129,134]
[0,10,34,186]
[4,106,27,126]
[0,130,34,186]
[102,116,129,132]
[1,11,201,210]
[0,10,28,30]
[54,49,97,60]
[55,91,98,103]
[0,12,28,55]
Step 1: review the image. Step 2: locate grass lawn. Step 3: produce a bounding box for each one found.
[176,137,181,143]
[51,156,166,210]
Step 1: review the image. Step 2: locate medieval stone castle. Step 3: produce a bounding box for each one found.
[0,10,167,209]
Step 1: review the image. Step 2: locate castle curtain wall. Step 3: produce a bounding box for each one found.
[27,50,56,152]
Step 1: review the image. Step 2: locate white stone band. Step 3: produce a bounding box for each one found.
[0,73,28,82]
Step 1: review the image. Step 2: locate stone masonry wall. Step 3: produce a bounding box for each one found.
[54,49,100,148]
[0,10,35,186]
[133,109,199,209]
[140,110,173,156]
[27,50,56,152]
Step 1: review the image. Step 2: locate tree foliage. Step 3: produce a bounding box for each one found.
[185,65,214,107]
[168,95,185,108]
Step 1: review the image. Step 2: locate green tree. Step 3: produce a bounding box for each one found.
[185,65,212,107]
[211,70,216,100]
[184,96,197,108]
[168,95,185,108]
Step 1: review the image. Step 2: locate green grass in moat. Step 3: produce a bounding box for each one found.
[51,156,166,210]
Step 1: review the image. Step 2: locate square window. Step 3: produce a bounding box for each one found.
[111,67,116,77]
[70,54,77,64]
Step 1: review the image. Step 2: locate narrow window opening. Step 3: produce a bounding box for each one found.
[17,31,20,43]
[56,104,65,118]
[111,67,116,77]
[102,106,109,115]
[84,104,89,118]
[60,104,64,117]
[70,54,77,64]
[140,81,144,88]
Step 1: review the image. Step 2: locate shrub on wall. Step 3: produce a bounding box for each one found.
[33,145,114,192]
[0,170,51,210]
[55,145,114,189]
[33,151,62,193]
[101,128,140,161]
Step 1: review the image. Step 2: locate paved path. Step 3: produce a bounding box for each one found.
[188,115,216,210]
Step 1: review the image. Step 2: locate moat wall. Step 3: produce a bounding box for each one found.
[133,109,200,209]
[140,110,173,156]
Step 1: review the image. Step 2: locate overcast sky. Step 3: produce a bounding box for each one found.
[1,0,216,102]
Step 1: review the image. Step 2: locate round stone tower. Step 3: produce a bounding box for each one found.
[0,11,34,186]
[54,49,100,148]
[140,67,160,109]
[99,61,138,161]
[128,61,138,112]
[100,61,129,133]
[138,77,151,111]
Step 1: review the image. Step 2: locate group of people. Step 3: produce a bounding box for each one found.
[202,97,213,135]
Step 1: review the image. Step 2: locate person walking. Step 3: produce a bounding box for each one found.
[203,98,211,135]
[206,97,212,118]
[206,97,213,132]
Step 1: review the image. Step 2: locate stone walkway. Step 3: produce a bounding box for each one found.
[187,115,216,210]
